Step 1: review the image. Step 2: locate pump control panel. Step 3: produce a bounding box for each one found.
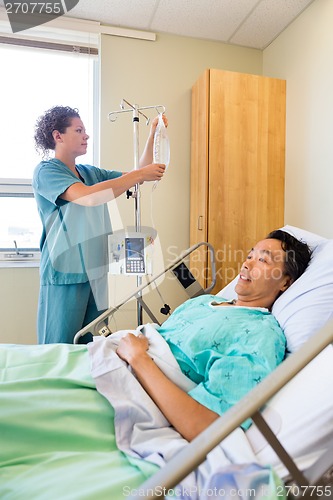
[108,228,156,276]
[125,237,145,274]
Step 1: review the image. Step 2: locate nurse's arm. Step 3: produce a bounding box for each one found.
[116,333,218,442]
[59,163,165,206]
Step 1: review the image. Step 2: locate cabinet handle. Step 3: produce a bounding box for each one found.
[198,215,203,231]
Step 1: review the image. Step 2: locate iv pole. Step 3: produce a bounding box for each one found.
[108,99,166,325]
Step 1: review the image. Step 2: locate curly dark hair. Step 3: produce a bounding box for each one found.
[266,229,312,283]
[34,105,80,157]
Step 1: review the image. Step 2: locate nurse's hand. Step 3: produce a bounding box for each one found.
[139,162,165,182]
[149,114,168,138]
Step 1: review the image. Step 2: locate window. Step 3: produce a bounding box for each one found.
[0,39,98,265]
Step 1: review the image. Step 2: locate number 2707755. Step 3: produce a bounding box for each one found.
[277,485,332,497]
[5,3,62,15]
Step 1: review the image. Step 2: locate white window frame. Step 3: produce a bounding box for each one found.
[0,179,41,266]
[0,26,99,268]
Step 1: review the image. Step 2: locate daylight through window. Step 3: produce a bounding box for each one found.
[0,40,98,263]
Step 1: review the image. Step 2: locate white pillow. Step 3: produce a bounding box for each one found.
[217,225,333,353]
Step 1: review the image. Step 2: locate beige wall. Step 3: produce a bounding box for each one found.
[99,33,262,308]
[4,0,333,341]
[263,0,333,238]
[0,33,262,343]
[0,267,39,344]
[99,33,262,256]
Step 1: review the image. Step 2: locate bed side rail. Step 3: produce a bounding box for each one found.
[73,242,216,344]
[130,319,333,499]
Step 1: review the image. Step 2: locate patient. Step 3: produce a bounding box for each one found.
[116,230,311,442]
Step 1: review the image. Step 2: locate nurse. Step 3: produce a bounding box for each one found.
[33,105,166,344]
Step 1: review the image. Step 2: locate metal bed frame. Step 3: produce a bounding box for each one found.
[73,241,216,343]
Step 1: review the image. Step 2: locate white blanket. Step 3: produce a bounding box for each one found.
[88,325,284,499]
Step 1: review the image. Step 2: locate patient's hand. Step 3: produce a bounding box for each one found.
[117,333,149,365]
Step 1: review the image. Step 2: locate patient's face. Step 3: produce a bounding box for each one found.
[235,238,291,308]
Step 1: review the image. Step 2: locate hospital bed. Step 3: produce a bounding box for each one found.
[1,226,332,499]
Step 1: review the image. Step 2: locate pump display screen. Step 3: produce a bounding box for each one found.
[125,237,145,273]
[172,262,196,289]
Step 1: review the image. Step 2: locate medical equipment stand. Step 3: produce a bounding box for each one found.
[108,100,166,326]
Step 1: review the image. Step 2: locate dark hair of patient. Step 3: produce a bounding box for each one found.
[34,105,80,157]
[267,229,312,283]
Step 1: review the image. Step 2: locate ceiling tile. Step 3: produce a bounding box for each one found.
[230,0,315,49]
[66,0,158,29]
[150,0,259,42]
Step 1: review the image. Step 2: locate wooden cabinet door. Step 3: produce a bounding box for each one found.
[208,69,286,292]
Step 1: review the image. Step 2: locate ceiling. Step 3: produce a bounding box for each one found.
[0,0,316,50]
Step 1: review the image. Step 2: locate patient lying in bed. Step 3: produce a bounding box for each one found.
[115,230,311,442]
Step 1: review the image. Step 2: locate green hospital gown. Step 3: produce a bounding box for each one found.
[157,294,286,424]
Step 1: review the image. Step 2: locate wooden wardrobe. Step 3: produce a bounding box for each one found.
[190,69,286,293]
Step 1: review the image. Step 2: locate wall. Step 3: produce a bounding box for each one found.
[263,0,333,238]
[0,33,262,343]
[0,267,39,344]
[99,32,262,310]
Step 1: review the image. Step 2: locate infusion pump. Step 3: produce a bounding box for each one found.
[108,227,156,276]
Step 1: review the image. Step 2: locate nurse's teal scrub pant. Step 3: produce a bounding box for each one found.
[37,277,108,344]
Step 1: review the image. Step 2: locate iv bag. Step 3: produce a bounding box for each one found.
[153,113,170,169]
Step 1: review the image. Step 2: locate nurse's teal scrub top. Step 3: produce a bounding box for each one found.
[32,158,122,285]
